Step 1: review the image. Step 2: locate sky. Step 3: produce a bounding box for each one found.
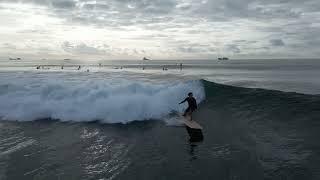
[0,0,319,60]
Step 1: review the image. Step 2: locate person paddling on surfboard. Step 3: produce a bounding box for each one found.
[179,92,197,120]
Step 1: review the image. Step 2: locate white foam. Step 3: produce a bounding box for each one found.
[0,72,205,123]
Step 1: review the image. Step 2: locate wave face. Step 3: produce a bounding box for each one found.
[201,79,320,123]
[0,74,205,123]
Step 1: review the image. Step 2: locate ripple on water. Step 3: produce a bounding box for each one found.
[80,128,132,180]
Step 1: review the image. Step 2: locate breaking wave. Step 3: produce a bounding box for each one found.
[0,77,205,123]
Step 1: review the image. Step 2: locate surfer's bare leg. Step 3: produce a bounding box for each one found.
[185,111,192,121]
[189,109,196,121]
[183,107,190,117]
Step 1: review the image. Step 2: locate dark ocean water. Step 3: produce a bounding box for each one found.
[1,80,320,180]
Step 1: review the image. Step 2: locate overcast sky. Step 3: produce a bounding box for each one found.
[0,0,319,60]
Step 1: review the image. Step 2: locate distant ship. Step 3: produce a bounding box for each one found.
[218,57,229,60]
[9,58,21,60]
[142,57,151,61]
[63,58,71,61]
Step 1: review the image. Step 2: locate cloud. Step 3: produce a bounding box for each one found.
[270,39,285,46]
[226,44,241,54]
[62,41,107,55]
[0,0,319,59]
[2,43,17,49]
[51,0,76,9]
[176,3,192,10]
[81,3,109,10]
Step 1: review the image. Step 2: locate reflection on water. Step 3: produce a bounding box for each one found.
[81,127,132,180]
[183,126,204,161]
[185,127,203,143]
[188,143,199,161]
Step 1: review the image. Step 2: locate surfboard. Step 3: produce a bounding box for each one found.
[181,115,203,129]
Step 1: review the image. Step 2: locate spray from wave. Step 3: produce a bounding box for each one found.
[0,76,205,123]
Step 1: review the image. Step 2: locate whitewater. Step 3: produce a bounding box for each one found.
[0,71,205,123]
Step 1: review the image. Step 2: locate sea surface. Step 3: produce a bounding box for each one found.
[0,59,320,180]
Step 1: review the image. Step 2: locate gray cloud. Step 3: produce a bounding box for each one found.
[0,0,319,59]
[2,43,17,50]
[226,44,241,54]
[0,0,316,27]
[0,0,76,9]
[270,39,285,46]
[82,3,109,10]
[51,0,75,9]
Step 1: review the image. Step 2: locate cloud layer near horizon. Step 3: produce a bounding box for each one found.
[0,0,319,60]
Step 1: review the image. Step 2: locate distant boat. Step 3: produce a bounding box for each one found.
[218,57,229,60]
[63,58,71,61]
[9,58,21,60]
[143,57,151,61]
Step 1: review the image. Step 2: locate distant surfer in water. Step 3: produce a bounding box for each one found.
[179,92,197,120]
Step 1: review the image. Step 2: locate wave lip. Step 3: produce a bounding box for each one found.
[0,78,205,123]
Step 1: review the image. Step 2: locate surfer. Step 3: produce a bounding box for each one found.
[179,92,197,120]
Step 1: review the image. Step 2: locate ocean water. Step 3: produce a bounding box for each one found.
[0,59,320,180]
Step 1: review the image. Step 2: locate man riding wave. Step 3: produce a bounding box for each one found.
[179,92,197,120]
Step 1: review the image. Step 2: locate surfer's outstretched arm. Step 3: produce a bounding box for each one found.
[179,98,187,104]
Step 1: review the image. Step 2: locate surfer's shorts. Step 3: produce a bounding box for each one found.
[185,107,196,114]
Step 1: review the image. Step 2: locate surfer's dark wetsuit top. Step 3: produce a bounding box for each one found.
[180,97,197,112]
